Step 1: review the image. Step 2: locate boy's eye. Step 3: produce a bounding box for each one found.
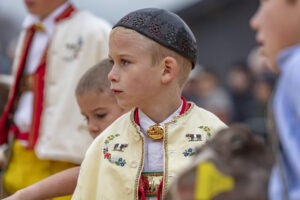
[121,59,130,66]
[96,113,107,119]
[109,59,114,64]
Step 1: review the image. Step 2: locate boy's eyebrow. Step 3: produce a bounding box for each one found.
[93,107,108,112]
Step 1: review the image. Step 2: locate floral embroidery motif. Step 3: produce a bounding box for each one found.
[183,148,195,157]
[199,125,211,139]
[63,36,83,61]
[186,133,202,142]
[103,134,127,167]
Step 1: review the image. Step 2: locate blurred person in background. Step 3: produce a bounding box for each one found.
[165,124,274,200]
[184,67,233,124]
[226,61,255,123]
[251,0,300,199]
[0,0,111,198]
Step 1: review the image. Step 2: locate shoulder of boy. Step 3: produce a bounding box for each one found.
[92,111,132,144]
[191,103,227,132]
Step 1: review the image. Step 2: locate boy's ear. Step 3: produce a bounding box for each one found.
[161,56,178,84]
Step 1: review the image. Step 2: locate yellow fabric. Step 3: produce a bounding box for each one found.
[3,140,75,200]
[194,161,234,199]
[72,103,227,200]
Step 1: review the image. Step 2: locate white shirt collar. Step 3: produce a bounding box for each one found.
[22,1,72,34]
[138,100,183,135]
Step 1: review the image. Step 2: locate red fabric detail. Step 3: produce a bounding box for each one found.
[134,108,140,126]
[55,4,76,23]
[27,62,46,149]
[0,26,35,144]
[138,185,146,200]
[157,180,163,200]
[9,125,29,141]
[139,173,163,198]
[179,96,187,115]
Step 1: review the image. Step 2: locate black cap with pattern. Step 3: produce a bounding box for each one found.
[113,8,197,68]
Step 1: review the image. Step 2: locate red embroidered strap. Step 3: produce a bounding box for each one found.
[0,26,35,144]
[139,172,163,198]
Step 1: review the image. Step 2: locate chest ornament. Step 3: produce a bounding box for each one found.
[146,124,164,140]
[103,134,127,167]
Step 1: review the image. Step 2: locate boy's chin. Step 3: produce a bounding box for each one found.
[116,99,133,110]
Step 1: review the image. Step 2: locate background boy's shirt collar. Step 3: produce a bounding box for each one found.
[277,43,300,72]
[22,0,71,35]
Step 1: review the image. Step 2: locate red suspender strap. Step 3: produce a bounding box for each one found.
[0,26,35,144]
[27,4,76,149]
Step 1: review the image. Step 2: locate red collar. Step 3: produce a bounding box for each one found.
[134,96,189,126]
[55,4,76,23]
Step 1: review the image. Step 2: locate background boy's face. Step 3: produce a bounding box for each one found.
[108,29,162,110]
[250,0,300,70]
[23,0,66,19]
[77,91,125,139]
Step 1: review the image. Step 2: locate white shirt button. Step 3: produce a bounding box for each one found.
[130,161,137,168]
[134,135,140,141]
[125,186,132,194]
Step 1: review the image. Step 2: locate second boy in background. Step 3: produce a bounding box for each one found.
[4,59,128,200]
[251,0,300,199]
[72,8,227,200]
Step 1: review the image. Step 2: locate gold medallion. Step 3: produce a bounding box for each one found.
[146,124,164,140]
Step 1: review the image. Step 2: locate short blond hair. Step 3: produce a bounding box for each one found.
[75,58,113,96]
[110,27,193,87]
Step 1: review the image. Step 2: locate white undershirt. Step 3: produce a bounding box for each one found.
[13,1,71,134]
[138,100,183,172]
[138,101,182,200]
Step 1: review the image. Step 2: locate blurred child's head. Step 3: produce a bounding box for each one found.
[76,59,127,138]
[23,0,67,19]
[165,124,274,200]
[250,0,300,71]
[108,8,197,110]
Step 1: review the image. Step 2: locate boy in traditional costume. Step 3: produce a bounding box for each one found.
[72,8,227,200]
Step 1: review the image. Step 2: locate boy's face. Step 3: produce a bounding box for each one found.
[250,0,300,71]
[23,0,66,19]
[108,29,162,110]
[77,91,125,139]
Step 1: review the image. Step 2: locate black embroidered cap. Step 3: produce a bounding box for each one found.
[113,8,197,68]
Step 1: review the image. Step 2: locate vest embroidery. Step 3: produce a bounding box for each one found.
[103,134,127,167]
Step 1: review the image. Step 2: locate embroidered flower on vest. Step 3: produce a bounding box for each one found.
[103,134,127,167]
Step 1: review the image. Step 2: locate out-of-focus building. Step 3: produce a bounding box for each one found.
[175,0,259,79]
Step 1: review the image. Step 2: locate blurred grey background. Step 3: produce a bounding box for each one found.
[0,0,258,75]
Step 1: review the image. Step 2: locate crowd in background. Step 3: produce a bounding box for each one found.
[183,47,277,141]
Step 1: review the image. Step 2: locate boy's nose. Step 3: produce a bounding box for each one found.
[250,9,260,31]
[108,66,119,82]
[88,122,100,135]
